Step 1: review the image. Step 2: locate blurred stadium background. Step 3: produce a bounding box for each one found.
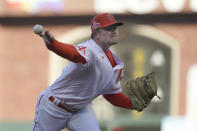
[0,0,197,131]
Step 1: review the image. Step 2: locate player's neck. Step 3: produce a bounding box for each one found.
[93,38,110,51]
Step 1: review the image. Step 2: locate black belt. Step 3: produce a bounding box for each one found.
[49,96,76,113]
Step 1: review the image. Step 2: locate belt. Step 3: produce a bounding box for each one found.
[49,96,75,113]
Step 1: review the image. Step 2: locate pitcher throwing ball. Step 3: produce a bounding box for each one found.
[32,13,159,131]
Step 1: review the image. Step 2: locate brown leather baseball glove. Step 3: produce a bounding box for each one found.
[124,72,160,112]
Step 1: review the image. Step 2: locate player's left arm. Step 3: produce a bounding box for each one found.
[103,93,132,109]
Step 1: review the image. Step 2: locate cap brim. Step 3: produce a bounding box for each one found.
[113,22,123,26]
[101,21,123,28]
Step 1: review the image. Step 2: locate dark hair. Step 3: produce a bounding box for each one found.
[91,32,94,39]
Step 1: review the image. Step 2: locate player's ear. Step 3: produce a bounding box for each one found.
[93,29,101,39]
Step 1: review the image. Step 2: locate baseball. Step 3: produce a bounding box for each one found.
[33,24,43,35]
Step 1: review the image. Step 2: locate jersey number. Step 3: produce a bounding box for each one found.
[115,69,123,83]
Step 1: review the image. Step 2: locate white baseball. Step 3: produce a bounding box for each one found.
[33,24,43,35]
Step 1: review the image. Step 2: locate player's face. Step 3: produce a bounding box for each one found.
[97,25,119,47]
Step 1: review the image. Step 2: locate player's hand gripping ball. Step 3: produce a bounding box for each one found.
[33,24,43,35]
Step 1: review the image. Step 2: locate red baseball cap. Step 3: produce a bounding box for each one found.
[90,13,123,31]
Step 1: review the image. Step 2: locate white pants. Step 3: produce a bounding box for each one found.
[32,92,100,131]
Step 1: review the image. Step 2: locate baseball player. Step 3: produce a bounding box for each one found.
[32,13,136,131]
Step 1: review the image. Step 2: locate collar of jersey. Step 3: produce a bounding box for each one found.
[89,39,124,68]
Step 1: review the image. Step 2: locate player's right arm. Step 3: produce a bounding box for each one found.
[42,30,86,64]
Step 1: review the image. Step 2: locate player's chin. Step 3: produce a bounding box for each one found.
[110,42,118,46]
[111,39,118,45]
[110,37,118,43]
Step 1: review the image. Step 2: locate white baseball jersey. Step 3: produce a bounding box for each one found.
[45,39,124,110]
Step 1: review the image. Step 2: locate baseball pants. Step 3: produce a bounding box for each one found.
[32,92,100,131]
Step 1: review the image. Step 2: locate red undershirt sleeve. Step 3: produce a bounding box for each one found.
[103,93,132,109]
[46,39,86,64]
[103,50,131,109]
